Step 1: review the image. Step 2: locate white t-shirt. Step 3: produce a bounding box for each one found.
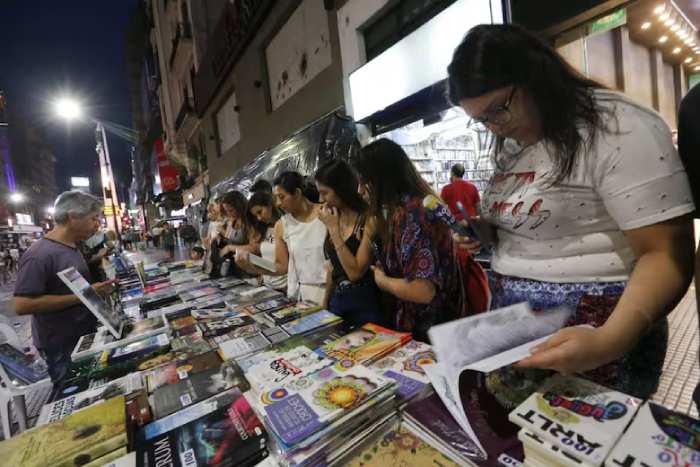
[260,227,287,290]
[482,90,695,283]
[281,213,327,304]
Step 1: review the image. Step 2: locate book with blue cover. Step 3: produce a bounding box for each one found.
[281,310,342,336]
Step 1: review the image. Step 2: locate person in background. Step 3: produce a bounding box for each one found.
[273,172,327,303]
[14,191,116,383]
[160,222,176,261]
[354,139,465,342]
[180,220,198,249]
[440,163,481,221]
[678,83,700,411]
[447,24,695,398]
[218,191,256,276]
[315,159,385,327]
[235,191,288,293]
[0,249,9,285]
[190,246,205,261]
[151,224,162,248]
[203,198,224,278]
[250,178,273,194]
[8,246,18,272]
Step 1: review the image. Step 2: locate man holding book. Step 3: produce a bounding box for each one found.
[14,191,116,384]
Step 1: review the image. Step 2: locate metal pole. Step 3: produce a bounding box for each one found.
[97,123,122,241]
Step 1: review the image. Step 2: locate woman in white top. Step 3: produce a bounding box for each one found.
[272,171,327,304]
[447,24,695,399]
[235,191,287,292]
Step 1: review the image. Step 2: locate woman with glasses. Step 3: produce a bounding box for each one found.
[448,24,695,398]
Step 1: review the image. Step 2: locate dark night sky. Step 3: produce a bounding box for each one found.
[0,0,140,195]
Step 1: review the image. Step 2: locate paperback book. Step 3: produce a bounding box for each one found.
[106,333,170,364]
[210,323,263,344]
[0,343,48,384]
[150,360,250,418]
[0,395,127,467]
[262,363,395,446]
[368,339,435,400]
[518,430,584,467]
[264,302,322,326]
[281,310,342,336]
[217,333,271,360]
[145,350,223,393]
[197,315,256,338]
[605,401,700,467]
[137,389,267,467]
[318,322,411,369]
[508,374,641,466]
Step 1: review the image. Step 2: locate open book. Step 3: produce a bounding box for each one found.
[424,302,573,459]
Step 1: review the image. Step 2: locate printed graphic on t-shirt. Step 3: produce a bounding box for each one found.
[486,171,551,231]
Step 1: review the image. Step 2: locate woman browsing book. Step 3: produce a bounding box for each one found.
[447,24,695,398]
[315,159,386,327]
[235,191,287,292]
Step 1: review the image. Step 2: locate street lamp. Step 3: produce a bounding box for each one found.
[52,96,122,240]
[9,192,24,203]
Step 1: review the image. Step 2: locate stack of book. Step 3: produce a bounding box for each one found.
[317,323,412,369]
[508,374,641,467]
[605,401,700,466]
[136,387,268,467]
[368,339,435,402]
[280,309,342,336]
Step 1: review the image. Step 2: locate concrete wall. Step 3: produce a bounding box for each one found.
[619,27,653,109]
[586,30,618,89]
[203,0,344,185]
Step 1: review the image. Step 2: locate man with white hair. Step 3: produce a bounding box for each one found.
[14,191,115,383]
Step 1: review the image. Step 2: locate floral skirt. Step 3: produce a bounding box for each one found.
[487,273,667,402]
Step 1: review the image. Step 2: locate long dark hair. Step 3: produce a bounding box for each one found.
[273,171,320,203]
[220,190,247,220]
[314,159,367,213]
[447,24,607,183]
[247,191,282,237]
[353,139,434,243]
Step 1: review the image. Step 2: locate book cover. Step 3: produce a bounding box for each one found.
[39,373,143,425]
[605,401,700,467]
[142,388,242,441]
[211,324,262,345]
[191,308,241,319]
[145,350,223,393]
[518,430,583,467]
[0,343,48,383]
[342,420,460,467]
[81,447,128,467]
[145,301,192,319]
[197,315,256,338]
[281,310,342,336]
[169,334,213,355]
[107,333,170,364]
[101,451,136,467]
[179,286,220,302]
[0,395,127,467]
[168,315,197,331]
[244,345,334,397]
[217,333,271,360]
[263,364,395,445]
[138,390,267,467]
[150,360,250,419]
[508,374,640,466]
[215,277,248,290]
[251,297,296,314]
[267,302,321,325]
[404,391,487,464]
[318,322,411,369]
[369,339,435,400]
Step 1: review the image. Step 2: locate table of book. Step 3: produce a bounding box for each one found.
[0,258,697,467]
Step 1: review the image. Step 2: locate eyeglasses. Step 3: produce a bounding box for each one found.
[468,87,516,128]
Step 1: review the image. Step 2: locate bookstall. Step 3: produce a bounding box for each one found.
[0,250,695,467]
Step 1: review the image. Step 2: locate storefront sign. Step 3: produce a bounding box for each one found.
[349,0,503,121]
[15,213,32,225]
[588,8,626,35]
[155,138,179,192]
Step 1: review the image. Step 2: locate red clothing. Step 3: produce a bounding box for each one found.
[440,179,480,221]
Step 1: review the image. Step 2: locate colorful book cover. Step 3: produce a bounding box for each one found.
[39,373,143,425]
[244,345,334,397]
[403,392,487,464]
[142,388,242,441]
[267,302,322,325]
[342,420,460,467]
[169,334,213,355]
[281,310,342,336]
[211,323,262,344]
[508,374,641,466]
[138,390,267,467]
[217,333,271,360]
[179,286,220,302]
[191,308,241,319]
[0,343,48,383]
[369,339,435,400]
[107,333,170,364]
[318,323,411,369]
[168,315,196,331]
[151,360,250,419]
[101,451,136,467]
[518,430,583,467]
[0,395,127,467]
[251,297,296,314]
[606,401,700,467]
[145,351,223,393]
[263,364,395,445]
[197,315,256,338]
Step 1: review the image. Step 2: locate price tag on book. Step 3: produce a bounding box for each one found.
[179,393,192,407]
[177,369,188,380]
[180,448,197,467]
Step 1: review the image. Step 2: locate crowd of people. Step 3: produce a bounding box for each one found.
[11,25,698,403]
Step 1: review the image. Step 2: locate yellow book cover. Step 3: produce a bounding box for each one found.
[80,446,128,467]
[0,395,127,467]
[345,424,459,467]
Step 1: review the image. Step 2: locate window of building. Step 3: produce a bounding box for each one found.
[215,91,241,156]
[363,0,458,61]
